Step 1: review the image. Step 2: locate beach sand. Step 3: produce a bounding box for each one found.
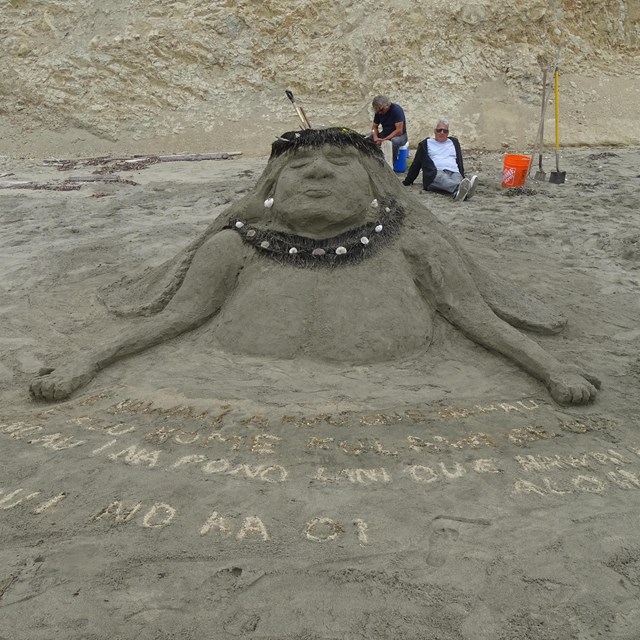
[1,147,640,639]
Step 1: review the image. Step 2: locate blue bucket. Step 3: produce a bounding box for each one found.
[394,145,409,173]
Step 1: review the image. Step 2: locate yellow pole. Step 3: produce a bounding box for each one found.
[554,67,560,171]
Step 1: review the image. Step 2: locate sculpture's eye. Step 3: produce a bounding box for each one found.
[289,158,312,169]
[326,154,350,166]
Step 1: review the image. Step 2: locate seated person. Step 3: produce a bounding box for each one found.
[370,95,408,161]
[403,118,477,201]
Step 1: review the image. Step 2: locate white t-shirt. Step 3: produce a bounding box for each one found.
[426,138,459,172]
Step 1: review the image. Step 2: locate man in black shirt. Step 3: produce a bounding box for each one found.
[370,95,408,161]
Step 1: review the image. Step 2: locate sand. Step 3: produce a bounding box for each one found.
[1,146,640,639]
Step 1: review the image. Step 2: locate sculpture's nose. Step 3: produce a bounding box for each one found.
[304,156,334,179]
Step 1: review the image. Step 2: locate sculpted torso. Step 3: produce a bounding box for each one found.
[29,128,600,405]
[215,246,433,363]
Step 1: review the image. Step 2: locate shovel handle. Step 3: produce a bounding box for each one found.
[554,68,560,153]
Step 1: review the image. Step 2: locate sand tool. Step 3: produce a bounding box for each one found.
[549,66,566,184]
[533,69,549,181]
[286,90,312,129]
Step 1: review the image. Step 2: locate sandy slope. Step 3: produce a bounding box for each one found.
[1,148,639,638]
[1,0,639,157]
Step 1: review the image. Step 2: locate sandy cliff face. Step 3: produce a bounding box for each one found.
[1,0,638,157]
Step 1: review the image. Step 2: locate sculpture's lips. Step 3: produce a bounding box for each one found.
[303,188,332,197]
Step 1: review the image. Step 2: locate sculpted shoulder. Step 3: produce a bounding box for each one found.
[199,228,253,265]
[399,221,438,261]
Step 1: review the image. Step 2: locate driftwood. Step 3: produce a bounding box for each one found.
[0,180,37,189]
[66,175,123,183]
[0,180,81,191]
[43,151,242,172]
[93,158,160,174]
[0,575,17,601]
[43,155,140,166]
[0,175,138,191]
[2,151,243,188]
[157,152,242,162]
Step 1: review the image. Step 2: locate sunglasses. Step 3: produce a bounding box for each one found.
[435,128,449,133]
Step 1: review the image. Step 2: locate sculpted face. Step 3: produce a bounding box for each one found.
[270,144,374,238]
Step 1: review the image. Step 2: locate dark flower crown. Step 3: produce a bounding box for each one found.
[270,127,384,162]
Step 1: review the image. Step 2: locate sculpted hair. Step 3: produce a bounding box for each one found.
[270,127,384,162]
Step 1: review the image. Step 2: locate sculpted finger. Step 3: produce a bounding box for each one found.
[575,381,596,405]
[572,365,601,390]
[583,371,601,390]
[53,382,73,401]
[577,385,590,405]
[551,384,571,405]
[39,378,57,401]
[29,378,42,399]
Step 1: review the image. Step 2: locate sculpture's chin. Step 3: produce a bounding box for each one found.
[272,206,371,239]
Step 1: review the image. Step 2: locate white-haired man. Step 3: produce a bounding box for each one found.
[403,118,477,201]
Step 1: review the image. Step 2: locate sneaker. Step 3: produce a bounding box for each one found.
[466,175,478,200]
[402,179,412,186]
[454,178,471,201]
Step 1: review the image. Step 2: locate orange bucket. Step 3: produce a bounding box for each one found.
[501,154,531,188]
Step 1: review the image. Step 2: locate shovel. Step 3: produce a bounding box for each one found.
[285,90,312,130]
[533,69,548,181]
[549,67,566,184]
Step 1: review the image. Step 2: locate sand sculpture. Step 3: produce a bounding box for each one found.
[29,128,599,404]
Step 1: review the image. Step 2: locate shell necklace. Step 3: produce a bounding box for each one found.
[228,197,403,267]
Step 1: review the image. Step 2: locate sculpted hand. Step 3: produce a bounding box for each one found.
[29,361,98,401]
[547,364,601,405]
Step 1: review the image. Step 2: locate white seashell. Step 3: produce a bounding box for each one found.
[360,237,369,245]
[370,199,379,208]
[289,247,298,254]
[375,224,383,233]
[264,197,274,208]
[335,246,347,255]
[384,207,391,213]
[260,241,270,249]
[235,220,244,228]
[246,229,256,238]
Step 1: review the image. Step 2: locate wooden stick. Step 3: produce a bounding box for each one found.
[157,152,242,162]
[66,175,122,183]
[0,180,37,189]
[43,151,242,166]
[43,155,138,165]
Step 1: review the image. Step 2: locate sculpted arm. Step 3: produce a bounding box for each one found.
[30,230,246,401]
[405,236,599,404]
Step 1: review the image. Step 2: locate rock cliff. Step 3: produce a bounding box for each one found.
[1,0,639,157]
